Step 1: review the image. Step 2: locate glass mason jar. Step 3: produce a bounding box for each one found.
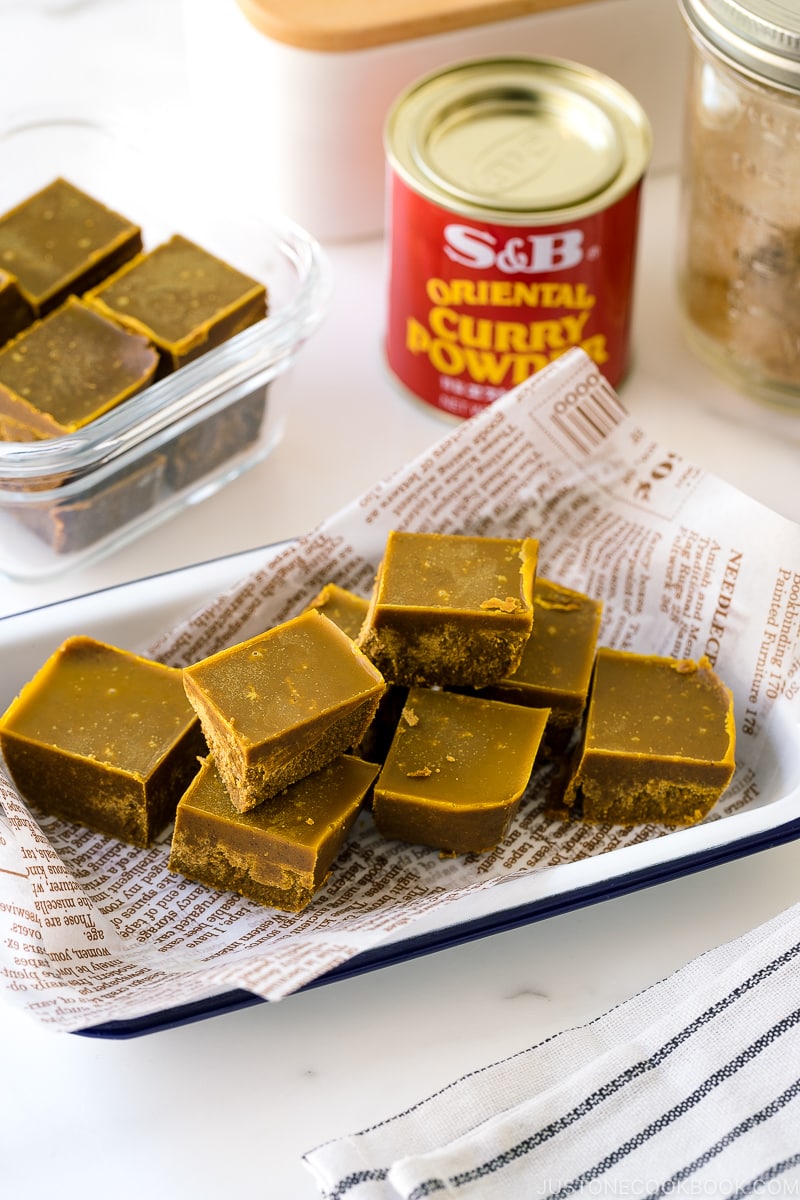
[677,0,800,407]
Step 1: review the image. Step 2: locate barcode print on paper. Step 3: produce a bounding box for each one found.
[549,374,627,456]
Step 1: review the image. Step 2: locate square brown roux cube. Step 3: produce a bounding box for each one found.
[169,754,379,911]
[357,531,538,687]
[303,583,410,763]
[302,582,369,641]
[85,233,267,372]
[16,452,167,555]
[481,578,603,753]
[0,296,158,440]
[161,385,267,492]
[182,609,386,813]
[372,687,550,855]
[0,268,33,345]
[563,649,736,827]
[302,582,406,764]
[0,636,206,847]
[0,177,142,317]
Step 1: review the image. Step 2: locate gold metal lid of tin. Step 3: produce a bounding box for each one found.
[385,57,652,222]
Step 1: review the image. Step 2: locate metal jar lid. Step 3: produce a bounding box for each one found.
[678,0,800,92]
[384,57,652,225]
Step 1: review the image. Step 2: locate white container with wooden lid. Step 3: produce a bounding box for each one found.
[183,0,686,241]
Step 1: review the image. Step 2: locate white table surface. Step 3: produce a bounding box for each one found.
[2,3,800,1198]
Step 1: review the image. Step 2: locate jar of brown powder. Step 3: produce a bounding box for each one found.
[677,0,800,406]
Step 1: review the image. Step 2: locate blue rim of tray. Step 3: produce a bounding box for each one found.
[77,812,800,1039]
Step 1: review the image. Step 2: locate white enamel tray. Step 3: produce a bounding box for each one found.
[3,544,800,1038]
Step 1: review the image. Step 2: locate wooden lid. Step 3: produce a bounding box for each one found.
[234,0,586,52]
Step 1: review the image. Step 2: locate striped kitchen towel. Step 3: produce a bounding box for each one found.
[304,901,800,1198]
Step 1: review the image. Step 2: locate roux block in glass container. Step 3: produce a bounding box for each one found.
[0,176,142,318]
[373,687,549,854]
[0,111,330,581]
[183,610,386,812]
[169,753,379,911]
[85,233,267,373]
[0,297,163,552]
[160,385,268,493]
[85,232,270,492]
[17,453,168,555]
[563,648,736,826]
[0,268,33,345]
[0,636,206,847]
[357,531,538,688]
[0,297,158,440]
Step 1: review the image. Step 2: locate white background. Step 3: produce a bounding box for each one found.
[2,2,800,1197]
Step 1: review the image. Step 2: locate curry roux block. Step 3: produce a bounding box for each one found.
[162,385,267,492]
[182,609,386,813]
[18,452,167,555]
[0,636,206,847]
[303,582,369,641]
[85,233,267,372]
[482,578,603,752]
[0,177,142,317]
[0,296,158,441]
[372,687,549,855]
[563,649,736,827]
[169,753,379,912]
[0,268,33,345]
[357,531,538,688]
[303,582,406,764]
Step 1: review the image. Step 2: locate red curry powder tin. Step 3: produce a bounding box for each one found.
[383,57,652,418]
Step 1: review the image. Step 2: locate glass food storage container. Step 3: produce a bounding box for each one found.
[677,0,800,407]
[0,109,331,582]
